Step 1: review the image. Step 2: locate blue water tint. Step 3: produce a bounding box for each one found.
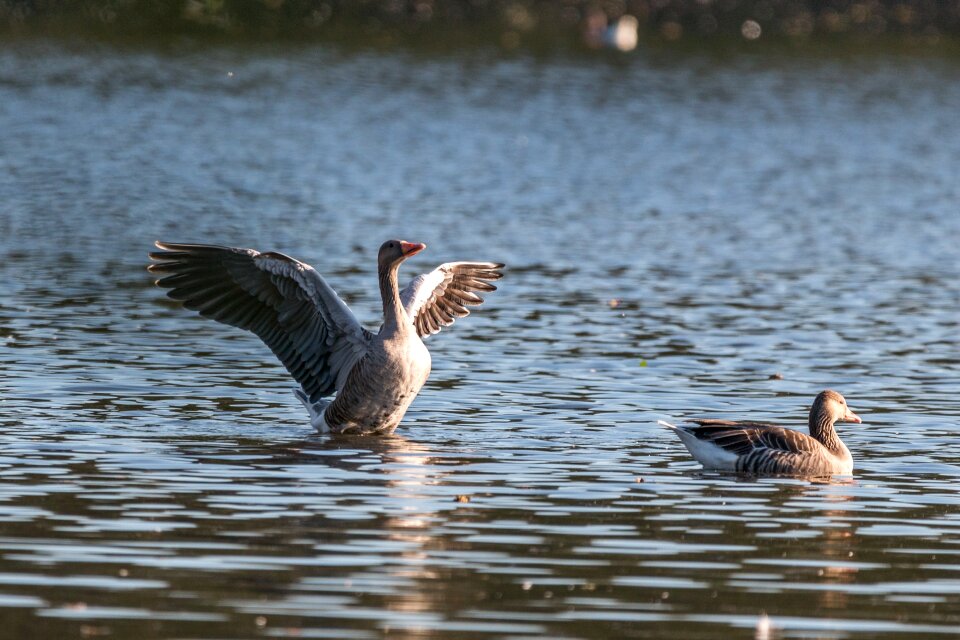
[0,39,959,639]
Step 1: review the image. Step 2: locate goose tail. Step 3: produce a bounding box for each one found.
[294,388,331,433]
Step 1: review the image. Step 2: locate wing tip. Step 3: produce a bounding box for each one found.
[153,240,194,252]
[149,241,187,263]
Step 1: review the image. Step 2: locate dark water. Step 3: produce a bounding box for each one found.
[2,39,960,638]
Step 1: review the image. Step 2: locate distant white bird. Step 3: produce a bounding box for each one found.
[660,390,862,475]
[607,15,639,52]
[585,13,639,51]
[149,240,503,434]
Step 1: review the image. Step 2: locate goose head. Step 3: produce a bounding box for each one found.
[378,239,426,271]
[811,389,862,427]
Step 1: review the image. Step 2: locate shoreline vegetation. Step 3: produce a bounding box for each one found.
[1,0,959,54]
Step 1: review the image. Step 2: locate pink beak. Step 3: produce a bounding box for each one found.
[843,410,862,424]
[400,241,426,257]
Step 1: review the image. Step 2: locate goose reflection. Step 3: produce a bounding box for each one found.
[270,432,466,628]
[810,485,860,614]
[755,481,862,622]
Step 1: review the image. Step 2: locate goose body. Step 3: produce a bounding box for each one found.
[149,240,503,435]
[661,390,861,476]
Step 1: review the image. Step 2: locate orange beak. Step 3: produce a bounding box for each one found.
[843,409,862,424]
[400,241,426,257]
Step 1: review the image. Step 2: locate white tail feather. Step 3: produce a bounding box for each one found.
[294,389,331,433]
[660,419,739,470]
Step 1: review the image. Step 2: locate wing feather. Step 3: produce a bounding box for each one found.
[400,261,504,338]
[687,420,818,455]
[148,241,371,402]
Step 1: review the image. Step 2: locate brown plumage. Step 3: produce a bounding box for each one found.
[400,262,504,336]
[148,239,503,434]
[661,390,862,476]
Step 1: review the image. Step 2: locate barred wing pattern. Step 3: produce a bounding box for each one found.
[148,242,371,403]
[400,262,504,338]
[686,419,828,474]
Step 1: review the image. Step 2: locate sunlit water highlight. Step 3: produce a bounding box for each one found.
[1,40,959,638]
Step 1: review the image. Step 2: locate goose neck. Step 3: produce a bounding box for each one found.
[809,410,844,453]
[379,262,407,334]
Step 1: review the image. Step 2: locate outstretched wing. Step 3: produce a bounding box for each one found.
[148,241,371,403]
[400,261,504,338]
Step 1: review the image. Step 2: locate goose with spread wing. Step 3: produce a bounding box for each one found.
[148,240,503,434]
[660,390,862,476]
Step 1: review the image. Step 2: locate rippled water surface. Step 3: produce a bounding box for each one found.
[1,39,960,639]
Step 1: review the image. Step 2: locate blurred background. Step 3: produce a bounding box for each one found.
[2,0,960,50]
[1,2,960,639]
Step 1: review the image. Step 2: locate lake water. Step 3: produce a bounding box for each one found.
[1,38,960,639]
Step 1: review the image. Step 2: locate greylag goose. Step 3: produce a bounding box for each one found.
[148,240,503,434]
[660,390,861,476]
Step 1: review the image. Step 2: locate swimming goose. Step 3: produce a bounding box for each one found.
[660,390,861,476]
[148,240,503,434]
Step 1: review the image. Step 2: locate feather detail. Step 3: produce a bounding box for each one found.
[662,391,858,477]
[400,261,504,338]
[149,241,371,403]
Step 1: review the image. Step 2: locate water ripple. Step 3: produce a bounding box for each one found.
[0,40,959,639]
